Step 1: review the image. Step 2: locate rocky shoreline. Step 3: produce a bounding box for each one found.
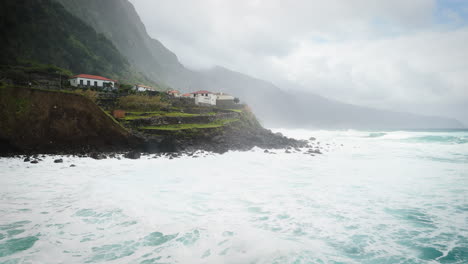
[0,86,318,158]
[9,136,326,164]
[1,129,317,159]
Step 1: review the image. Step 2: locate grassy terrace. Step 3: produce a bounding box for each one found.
[139,118,240,131]
[121,111,216,120]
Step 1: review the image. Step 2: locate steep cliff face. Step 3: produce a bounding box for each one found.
[54,0,464,129]
[0,86,139,154]
[55,0,196,89]
[0,85,304,155]
[0,0,153,84]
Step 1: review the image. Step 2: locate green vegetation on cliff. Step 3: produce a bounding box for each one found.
[139,119,240,131]
[0,0,153,85]
[118,95,169,111]
[55,0,180,90]
[122,112,212,121]
[0,85,135,153]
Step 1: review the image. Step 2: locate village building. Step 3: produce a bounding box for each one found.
[178,90,240,107]
[69,74,117,90]
[167,90,181,97]
[215,92,236,107]
[133,84,157,92]
[192,90,217,106]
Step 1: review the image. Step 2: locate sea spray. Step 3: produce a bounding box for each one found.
[0,129,467,263]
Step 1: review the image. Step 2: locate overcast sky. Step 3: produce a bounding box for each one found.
[129,0,468,125]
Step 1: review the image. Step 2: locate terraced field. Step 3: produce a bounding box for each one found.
[139,118,240,131]
[121,111,216,121]
[115,109,243,135]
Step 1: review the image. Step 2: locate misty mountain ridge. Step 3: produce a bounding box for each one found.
[197,66,464,129]
[54,0,464,129]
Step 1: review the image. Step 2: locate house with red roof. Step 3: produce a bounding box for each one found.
[69,74,117,90]
[192,90,217,106]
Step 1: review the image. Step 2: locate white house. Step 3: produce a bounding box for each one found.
[133,84,157,92]
[215,92,236,107]
[215,92,235,101]
[193,90,217,106]
[69,74,117,90]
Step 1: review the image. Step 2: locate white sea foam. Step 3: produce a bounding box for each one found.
[0,129,467,263]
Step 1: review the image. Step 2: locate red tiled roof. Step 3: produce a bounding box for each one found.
[70,74,116,82]
[192,90,212,94]
[167,90,180,94]
[181,93,192,97]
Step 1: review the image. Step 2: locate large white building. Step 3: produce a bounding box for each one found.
[193,90,217,106]
[69,74,117,90]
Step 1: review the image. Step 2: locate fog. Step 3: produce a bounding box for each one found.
[129,0,468,126]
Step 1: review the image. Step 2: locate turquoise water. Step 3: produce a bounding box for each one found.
[0,129,467,263]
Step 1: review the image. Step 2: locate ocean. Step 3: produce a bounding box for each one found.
[0,129,467,264]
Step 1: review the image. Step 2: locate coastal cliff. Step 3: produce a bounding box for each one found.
[130,106,307,154]
[0,86,306,156]
[0,86,139,154]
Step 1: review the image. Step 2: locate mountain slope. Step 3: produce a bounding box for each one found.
[55,0,463,129]
[197,67,464,129]
[0,0,151,84]
[55,0,196,89]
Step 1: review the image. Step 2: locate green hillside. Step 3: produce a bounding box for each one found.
[55,0,193,90]
[0,0,153,85]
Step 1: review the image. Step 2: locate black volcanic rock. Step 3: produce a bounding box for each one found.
[124,151,141,160]
[90,152,106,160]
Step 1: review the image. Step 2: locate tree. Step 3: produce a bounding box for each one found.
[234,97,240,104]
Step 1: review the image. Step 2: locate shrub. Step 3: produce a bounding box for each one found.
[4,69,28,82]
[118,95,169,111]
[74,89,98,103]
[118,83,135,95]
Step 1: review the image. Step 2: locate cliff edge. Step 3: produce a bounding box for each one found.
[0,87,306,156]
[0,86,139,155]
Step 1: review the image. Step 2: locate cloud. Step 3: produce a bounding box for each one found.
[274,28,468,105]
[129,0,468,124]
[130,0,436,68]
